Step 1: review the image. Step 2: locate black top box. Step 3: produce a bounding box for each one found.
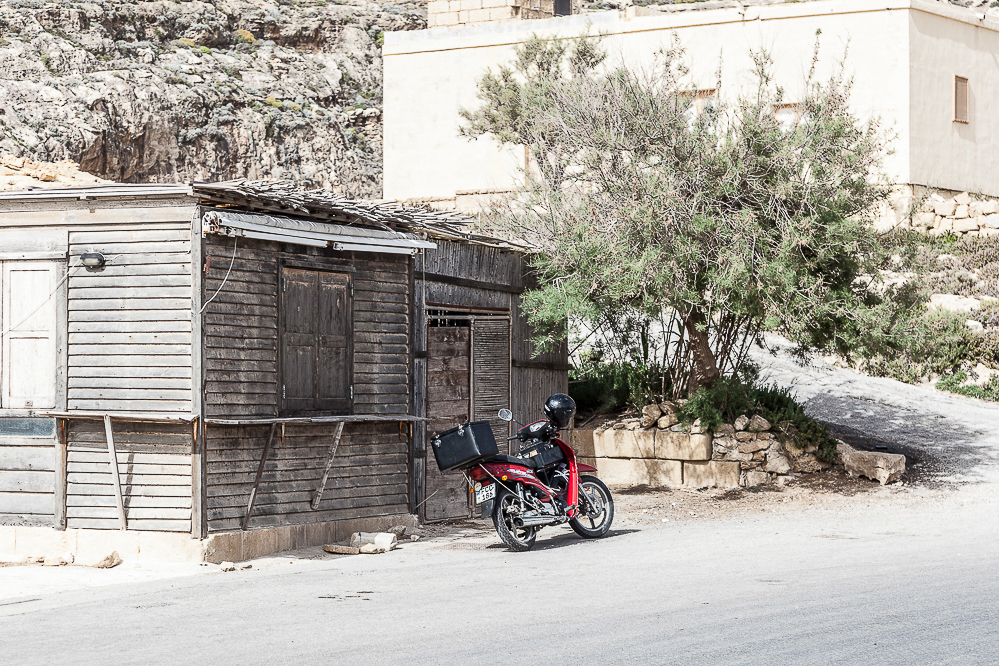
[431,421,498,472]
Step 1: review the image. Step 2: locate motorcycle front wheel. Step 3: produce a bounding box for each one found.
[570,475,614,538]
[493,489,537,552]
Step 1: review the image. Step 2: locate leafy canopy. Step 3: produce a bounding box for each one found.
[462,34,924,395]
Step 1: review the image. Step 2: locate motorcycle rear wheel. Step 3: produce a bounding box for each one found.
[570,475,614,538]
[493,490,538,552]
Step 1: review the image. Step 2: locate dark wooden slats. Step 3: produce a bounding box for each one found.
[202,237,410,419]
[205,422,410,532]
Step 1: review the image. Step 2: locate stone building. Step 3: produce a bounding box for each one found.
[384,0,999,225]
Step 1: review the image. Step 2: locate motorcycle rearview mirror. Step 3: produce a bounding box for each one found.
[497,408,513,422]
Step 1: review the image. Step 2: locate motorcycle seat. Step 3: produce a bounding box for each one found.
[484,454,540,469]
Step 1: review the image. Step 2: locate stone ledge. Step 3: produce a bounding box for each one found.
[0,513,420,564]
[590,457,682,487]
[683,461,740,488]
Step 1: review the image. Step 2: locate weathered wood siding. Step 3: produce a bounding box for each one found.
[67,226,194,414]
[202,237,279,418]
[64,420,193,532]
[511,270,569,423]
[201,235,413,531]
[0,420,57,525]
[417,239,567,431]
[205,422,409,531]
[202,236,411,418]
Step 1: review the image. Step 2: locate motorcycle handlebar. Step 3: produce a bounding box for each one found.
[506,435,519,441]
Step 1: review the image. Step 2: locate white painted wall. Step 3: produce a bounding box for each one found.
[386,0,999,204]
[909,5,999,195]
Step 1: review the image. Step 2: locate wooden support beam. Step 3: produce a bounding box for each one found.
[311,421,346,510]
[55,419,68,530]
[103,415,127,531]
[242,423,277,530]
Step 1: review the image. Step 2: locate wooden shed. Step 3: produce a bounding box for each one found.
[0,182,566,559]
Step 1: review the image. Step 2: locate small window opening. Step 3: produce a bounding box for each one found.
[554,0,572,16]
[955,75,969,124]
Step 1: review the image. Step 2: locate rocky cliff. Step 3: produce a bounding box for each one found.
[0,0,425,197]
[0,0,985,198]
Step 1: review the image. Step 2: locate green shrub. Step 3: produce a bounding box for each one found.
[569,359,665,414]
[936,370,999,401]
[679,373,838,462]
[234,29,257,45]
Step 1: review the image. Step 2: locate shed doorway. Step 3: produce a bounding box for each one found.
[423,312,511,522]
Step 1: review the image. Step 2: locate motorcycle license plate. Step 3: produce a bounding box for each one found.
[475,483,496,504]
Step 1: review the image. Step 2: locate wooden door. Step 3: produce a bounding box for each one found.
[424,326,472,522]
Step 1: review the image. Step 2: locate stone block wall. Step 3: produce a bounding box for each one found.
[428,0,577,28]
[571,409,830,490]
[877,185,999,238]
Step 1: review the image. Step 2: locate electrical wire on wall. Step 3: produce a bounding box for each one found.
[199,236,238,314]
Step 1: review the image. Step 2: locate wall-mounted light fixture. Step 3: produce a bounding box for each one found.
[80,252,107,271]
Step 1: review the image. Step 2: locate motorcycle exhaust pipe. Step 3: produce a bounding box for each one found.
[513,515,560,528]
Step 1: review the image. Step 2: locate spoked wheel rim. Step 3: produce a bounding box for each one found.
[578,481,610,531]
[499,493,537,546]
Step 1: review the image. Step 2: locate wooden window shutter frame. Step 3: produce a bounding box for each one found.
[279,266,353,416]
[1,260,59,410]
[955,75,969,124]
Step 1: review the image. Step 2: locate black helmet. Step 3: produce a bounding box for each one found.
[544,393,576,428]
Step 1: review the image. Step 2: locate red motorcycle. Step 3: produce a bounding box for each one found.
[431,394,614,551]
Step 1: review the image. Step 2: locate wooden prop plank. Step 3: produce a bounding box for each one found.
[103,415,127,530]
[242,423,277,530]
[310,421,346,510]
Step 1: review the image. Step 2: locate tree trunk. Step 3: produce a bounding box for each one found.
[684,310,720,392]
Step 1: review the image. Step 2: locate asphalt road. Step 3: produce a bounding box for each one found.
[3,348,999,665]
[2,486,997,665]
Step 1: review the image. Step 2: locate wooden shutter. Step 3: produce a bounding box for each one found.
[316,271,351,412]
[282,268,319,414]
[280,267,351,415]
[955,76,969,124]
[1,261,59,409]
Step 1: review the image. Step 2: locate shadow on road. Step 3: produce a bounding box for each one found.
[804,393,998,485]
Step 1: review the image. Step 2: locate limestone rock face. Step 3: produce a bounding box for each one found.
[836,441,905,485]
[0,0,427,196]
[734,414,750,431]
[748,415,771,432]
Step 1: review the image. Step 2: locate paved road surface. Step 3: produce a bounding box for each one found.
[2,349,998,664]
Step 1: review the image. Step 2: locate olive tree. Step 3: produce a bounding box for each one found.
[461,35,923,395]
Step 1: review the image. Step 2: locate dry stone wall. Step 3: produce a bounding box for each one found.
[573,404,829,489]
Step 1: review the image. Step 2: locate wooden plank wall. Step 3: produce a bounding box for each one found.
[202,236,279,418]
[417,239,567,429]
[0,432,55,525]
[511,268,569,423]
[67,226,194,414]
[201,234,413,532]
[64,420,193,532]
[201,236,412,418]
[206,422,409,531]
